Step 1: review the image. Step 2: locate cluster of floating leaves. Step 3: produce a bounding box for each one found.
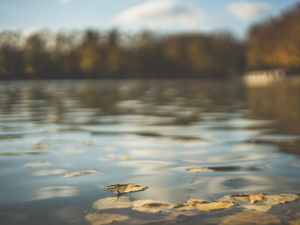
[85,186,299,225]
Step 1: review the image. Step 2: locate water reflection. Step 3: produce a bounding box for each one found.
[0,79,300,225]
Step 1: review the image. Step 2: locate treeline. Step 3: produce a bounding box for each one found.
[0,3,300,79]
[246,3,300,71]
[0,30,244,79]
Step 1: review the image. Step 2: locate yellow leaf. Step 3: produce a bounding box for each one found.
[195,201,236,212]
[266,194,298,205]
[186,167,214,173]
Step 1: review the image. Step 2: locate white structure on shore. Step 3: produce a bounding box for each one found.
[243,69,286,87]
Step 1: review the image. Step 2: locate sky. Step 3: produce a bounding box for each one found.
[0,0,299,37]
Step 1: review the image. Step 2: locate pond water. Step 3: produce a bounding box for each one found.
[0,79,300,225]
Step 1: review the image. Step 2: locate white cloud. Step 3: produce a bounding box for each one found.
[58,0,72,4]
[227,1,273,20]
[113,0,206,32]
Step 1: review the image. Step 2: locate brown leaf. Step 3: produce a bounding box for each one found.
[106,183,148,195]
[85,213,129,225]
[220,211,281,225]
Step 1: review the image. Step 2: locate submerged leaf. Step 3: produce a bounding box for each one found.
[33,169,66,176]
[93,197,132,210]
[24,162,52,168]
[106,183,148,195]
[85,213,129,225]
[220,211,281,225]
[186,167,214,173]
[132,200,176,213]
[64,169,98,178]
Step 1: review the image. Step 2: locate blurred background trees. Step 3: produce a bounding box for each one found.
[0,3,299,79]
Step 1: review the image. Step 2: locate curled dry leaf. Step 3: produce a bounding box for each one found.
[266,194,298,205]
[227,194,265,203]
[186,167,214,173]
[92,197,132,210]
[64,169,98,178]
[85,213,129,225]
[220,211,281,225]
[106,183,148,195]
[242,204,272,213]
[132,200,176,213]
[33,169,66,176]
[24,161,52,168]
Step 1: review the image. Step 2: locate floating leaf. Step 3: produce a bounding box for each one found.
[220,211,281,225]
[106,183,148,195]
[195,201,236,212]
[186,167,214,173]
[24,162,52,168]
[85,213,129,225]
[64,169,98,178]
[266,194,298,205]
[242,204,272,212]
[92,197,132,210]
[33,169,66,176]
[132,200,176,213]
[175,198,236,212]
[227,194,265,203]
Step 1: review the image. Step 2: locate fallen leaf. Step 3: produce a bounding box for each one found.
[242,204,272,212]
[186,167,214,173]
[227,194,265,203]
[266,194,298,205]
[132,200,176,213]
[92,197,132,210]
[33,169,66,176]
[106,183,148,195]
[85,213,129,225]
[64,169,98,177]
[195,201,236,212]
[24,162,52,168]
[220,211,281,225]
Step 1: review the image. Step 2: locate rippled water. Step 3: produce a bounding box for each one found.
[0,79,300,225]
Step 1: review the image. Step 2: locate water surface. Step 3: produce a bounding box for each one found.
[0,79,300,224]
